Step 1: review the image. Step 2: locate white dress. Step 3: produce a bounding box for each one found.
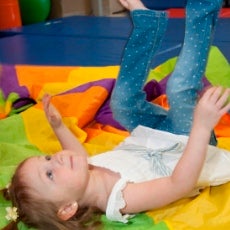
[89,125,230,223]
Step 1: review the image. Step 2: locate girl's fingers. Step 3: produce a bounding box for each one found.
[219,90,230,114]
[202,86,229,107]
[200,86,217,101]
[42,94,48,105]
[216,88,230,109]
[42,94,52,112]
[208,86,223,104]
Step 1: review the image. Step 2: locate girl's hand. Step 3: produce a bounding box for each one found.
[194,86,230,131]
[42,94,63,129]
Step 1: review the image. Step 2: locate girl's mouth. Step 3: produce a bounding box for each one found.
[70,156,73,169]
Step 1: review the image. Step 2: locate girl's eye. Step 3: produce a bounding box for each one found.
[45,155,51,161]
[46,170,53,180]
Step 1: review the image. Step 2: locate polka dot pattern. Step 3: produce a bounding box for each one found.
[166,0,223,136]
[111,10,168,131]
[110,0,222,144]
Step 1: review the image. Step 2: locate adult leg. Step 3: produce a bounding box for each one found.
[162,0,223,145]
[110,9,168,131]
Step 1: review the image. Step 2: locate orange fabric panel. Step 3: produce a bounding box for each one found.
[42,86,109,128]
[215,114,230,138]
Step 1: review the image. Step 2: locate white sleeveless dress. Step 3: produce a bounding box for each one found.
[89,125,230,223]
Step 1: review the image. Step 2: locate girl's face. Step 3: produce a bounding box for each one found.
[20,150,89,205]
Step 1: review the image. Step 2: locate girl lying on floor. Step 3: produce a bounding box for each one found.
[3,0,229,229]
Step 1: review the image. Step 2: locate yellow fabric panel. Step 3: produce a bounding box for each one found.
[21,86,109,152]
[21,105,86,154]
[22,105,127,156]
[35,82,82,100]
[217,138,230,151]
[147,183,230,229]
[68,66,120,85]
[22,106,62,154]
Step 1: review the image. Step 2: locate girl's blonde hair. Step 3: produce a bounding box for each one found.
[2,158,102,230]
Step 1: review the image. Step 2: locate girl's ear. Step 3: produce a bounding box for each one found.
[57,201,78,221]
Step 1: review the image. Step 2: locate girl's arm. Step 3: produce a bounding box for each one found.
[42,94,88,157]
[122,87,230,213]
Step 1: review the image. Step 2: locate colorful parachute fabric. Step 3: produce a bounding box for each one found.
[0,46,230,229]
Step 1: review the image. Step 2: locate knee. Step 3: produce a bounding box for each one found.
[166,75,202,100]
[110,93,126,122]
[166,76,182,99]
[110,90,136,130]
[110,83,133,113]
[110,101,130,131]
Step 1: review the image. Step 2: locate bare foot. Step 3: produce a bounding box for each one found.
[118,0,147,11]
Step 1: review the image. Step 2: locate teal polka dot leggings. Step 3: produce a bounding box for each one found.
[110,0,223,145]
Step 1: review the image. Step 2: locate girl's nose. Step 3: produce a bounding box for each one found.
[54,152,64,165]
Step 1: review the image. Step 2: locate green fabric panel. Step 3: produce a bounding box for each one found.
[0,143,41,189]
[205,46,230,87]
[0,192,35,229]
[101,213,169,230]
[0,115,42,229]
[147,46,230,87]
[147,57,177,82]
[0,114,42,189]
[0,192,11,229]
[0,212,168,230]
[0,114,29,145]
[0,193,34,229]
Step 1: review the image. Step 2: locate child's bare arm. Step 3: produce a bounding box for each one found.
[42,94,88,157]
[122,87,230,213]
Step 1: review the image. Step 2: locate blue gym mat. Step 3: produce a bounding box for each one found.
[0,15,229,66]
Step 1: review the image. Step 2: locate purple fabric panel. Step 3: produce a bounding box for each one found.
[0,65,29,98]
[61,78,116,94]
[95,97,126,130]
[143,79,162,101]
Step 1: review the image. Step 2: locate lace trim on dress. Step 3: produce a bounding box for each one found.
[106,178,134,223]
